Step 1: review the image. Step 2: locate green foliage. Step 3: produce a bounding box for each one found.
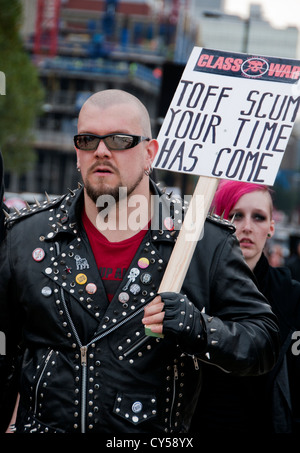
[0,0,44,172]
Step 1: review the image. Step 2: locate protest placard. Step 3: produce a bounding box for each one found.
[153,46,300,185]
[145,47,300,337]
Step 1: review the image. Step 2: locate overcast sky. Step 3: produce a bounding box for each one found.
[225,0,300,29]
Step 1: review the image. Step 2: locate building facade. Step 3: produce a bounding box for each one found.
[12,0,189,194]
[5,0,300,197]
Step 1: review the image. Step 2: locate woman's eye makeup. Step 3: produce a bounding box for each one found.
[253,213,267,221]
[229,212,267,222]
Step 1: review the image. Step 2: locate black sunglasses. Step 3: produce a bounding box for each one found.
[74,133,150,151]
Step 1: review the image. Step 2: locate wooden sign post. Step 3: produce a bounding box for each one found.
[157,175,218,293]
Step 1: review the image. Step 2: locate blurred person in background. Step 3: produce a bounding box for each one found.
[190,180,300,433]
[268,244,285,268]
[286,240,300,282]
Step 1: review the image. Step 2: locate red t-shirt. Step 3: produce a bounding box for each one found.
[82,210,148,302]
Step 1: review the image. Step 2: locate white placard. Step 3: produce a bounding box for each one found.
[153,47,300,185]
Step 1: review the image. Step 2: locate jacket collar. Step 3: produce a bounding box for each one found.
[43,187,83,241]
[42,179,185,245]
[148,178,184,244]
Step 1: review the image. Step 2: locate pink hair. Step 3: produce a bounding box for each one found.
[212,180,272,220]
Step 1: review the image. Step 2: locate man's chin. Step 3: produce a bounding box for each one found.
[84,170,144,206]
[85,181,120,205]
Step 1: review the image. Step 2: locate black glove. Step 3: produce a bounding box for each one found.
[160,292,206,353]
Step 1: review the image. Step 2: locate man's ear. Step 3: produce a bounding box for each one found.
[146,139,159,167]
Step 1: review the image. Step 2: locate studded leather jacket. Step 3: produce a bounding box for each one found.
[0,181,279,433]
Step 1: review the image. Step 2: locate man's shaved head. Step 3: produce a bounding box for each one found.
[80,89,152,137]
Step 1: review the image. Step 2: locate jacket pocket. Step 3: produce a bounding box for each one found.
[33,349,55,417]
[121,335,153,359]
[113,392,157,425]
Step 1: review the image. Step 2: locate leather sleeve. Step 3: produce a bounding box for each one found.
[183,226,280,377]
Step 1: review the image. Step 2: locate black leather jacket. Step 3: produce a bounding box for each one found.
[0,181,279,433]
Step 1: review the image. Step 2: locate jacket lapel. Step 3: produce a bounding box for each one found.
[42,234,109,321]
[41,182,184,333]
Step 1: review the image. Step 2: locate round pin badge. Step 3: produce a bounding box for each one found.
[85,283,97,294]
[41,286,52,297]
[75,273,88,285]
[129,284,141,295]
[32,248,45,262]
[138,257,149,269]
[118,292,130,304]
[132,401,143,413]
[140,272,152,285]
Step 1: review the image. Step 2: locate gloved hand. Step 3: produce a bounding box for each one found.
[143,292,206,353]
[161,292,205,351]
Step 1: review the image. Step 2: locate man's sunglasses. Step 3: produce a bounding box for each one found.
[74,133,150,151]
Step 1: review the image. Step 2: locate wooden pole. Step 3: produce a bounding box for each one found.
[158,175,219,293]
[145,175,219,337]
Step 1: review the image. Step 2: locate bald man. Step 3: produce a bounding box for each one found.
[0,89,279,434]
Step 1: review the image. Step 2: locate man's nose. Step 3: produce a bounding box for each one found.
[94,140,111,157]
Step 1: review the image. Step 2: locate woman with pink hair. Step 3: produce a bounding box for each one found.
[190,180,300,433]
[213,180,274,271]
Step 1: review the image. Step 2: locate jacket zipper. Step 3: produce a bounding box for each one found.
[59,284,147,432]
[184,351,231,374]
[199,356,231,373]
[80,345,88,433]
[169,364,178,431]
[192,355,199,370]
[33,349,54,416]
[55,238,149,433]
